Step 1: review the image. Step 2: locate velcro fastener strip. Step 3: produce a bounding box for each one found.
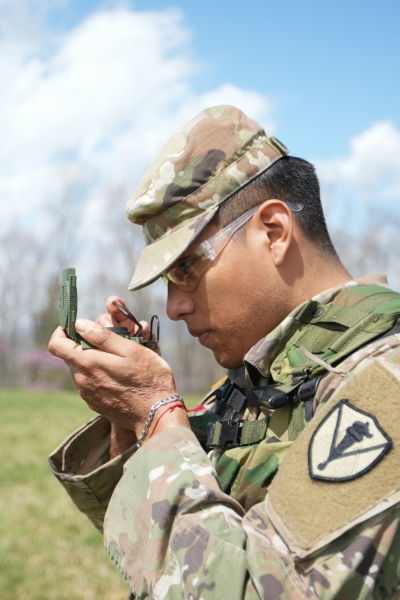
[240,419,267,445]
[227,389,247,413]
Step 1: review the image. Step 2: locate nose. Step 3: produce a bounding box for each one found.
[166,282,195,321]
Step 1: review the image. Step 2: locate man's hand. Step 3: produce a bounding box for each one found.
[48,319,189,441]
[96,295,161,355]
[94,295,163,456]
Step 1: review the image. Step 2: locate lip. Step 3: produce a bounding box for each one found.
[188,327,211,345]
[197,331,210,345]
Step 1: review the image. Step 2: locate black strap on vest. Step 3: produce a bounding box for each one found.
[207,375,323,448]
[206,318,400,449]
[208,381,272,448]
[215,379,290,412]
[215,375,324,413]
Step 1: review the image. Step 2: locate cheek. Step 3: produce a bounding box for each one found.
[203,269,238,325]
[204,247,273,349]
[205,261,257,331]
[210,245,256,296]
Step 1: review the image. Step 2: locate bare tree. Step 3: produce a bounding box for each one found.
[0,176,89,386]
[330,206,400,290]
[0,227,45,384]
[16,184,400,394]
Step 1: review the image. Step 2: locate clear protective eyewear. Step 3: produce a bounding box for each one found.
[162,200,303,292]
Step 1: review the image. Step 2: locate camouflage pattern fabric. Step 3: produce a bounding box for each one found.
[48,415,135,532]
[49,275,400,531]
[124,105,288,290]
[104,329,400,599]
[212,274,400,512]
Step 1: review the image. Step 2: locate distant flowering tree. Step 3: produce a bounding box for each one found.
[21,348,74,389]
[22,348,64,370]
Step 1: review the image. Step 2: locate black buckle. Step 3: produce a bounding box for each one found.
[206,419,244,449]
[215,379,239,416]
[255,388,289,409]
[292,375,323,404]
[220,379,238,401]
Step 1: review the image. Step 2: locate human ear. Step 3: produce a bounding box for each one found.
[257,200,293,267]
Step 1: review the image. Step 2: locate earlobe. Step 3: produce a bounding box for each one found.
[258,200,293,267]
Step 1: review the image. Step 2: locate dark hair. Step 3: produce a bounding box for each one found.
[212,156,338,258]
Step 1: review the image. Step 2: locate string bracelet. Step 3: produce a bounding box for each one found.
[149,402,186,439]
[138,399,209,447]
[148,402,208,439]
[136,394,183,449]
[187,404,206,412]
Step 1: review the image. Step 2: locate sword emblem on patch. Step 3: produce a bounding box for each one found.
[309,399,392,482]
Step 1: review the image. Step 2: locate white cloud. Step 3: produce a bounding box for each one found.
[316,121,400,201]
[179,83,275,136]
[0,2,275,232]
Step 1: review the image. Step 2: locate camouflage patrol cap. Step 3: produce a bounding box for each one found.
[126,105,289,290]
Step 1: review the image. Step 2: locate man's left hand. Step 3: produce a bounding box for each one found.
[48,319,181,438]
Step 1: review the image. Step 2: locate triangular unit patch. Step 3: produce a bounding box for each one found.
[309,399,392,482]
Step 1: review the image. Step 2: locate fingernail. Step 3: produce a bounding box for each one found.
[75,318,94,335]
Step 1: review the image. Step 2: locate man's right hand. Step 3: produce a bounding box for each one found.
[96,295,161,356]
[96,295,162,458]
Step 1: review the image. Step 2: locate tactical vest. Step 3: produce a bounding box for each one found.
[188,285,400,510]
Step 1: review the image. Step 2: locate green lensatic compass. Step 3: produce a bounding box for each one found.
[59,267,160,349]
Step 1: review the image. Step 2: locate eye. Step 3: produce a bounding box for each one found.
[177,257,197,275]
[164,256,199,285]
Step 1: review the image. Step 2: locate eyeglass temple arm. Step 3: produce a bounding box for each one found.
[195,201,303,261]
[196,205,258,260]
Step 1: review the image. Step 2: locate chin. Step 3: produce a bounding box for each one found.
[212,349,244,370]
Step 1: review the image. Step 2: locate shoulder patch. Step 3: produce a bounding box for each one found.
[266,358,400,559]
[309,399,392,482]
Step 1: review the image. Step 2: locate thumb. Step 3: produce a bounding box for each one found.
[75,318,136,357]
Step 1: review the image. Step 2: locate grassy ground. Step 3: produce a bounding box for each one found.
[0,389,201,600]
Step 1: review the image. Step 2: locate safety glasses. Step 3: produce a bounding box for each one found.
[162,201,303,292]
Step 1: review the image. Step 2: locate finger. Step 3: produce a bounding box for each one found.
[96,312,115,327]
[102,314,140,335]
[120,317,146,337]
[75,318,143,358]
[48,327,82,361]
[102,313,145,336]
[106,296,147,336]
[139,320,150,339]
[105,295,128,322]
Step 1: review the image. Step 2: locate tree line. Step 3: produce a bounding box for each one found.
[0,184,398,394]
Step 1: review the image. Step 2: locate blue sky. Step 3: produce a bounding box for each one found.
[46,0,400,160]
[1,0,399,244]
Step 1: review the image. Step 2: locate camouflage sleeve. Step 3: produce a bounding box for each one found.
[104,427,250,599]
[48,415,136,532]
[47,410,219,533]
[104,426,400,599]
[243,495,400,600]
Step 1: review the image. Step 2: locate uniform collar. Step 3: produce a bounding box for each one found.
[242,274,388,383]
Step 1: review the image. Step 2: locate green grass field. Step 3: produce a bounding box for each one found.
[0,389,201,600]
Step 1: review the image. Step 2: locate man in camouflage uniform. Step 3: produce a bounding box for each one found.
[49,105,400,599]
